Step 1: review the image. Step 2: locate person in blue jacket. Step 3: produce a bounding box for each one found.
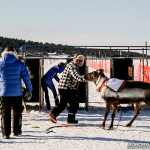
[0,46,32,139]
[41,62,66,110]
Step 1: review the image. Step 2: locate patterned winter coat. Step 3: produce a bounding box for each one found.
[0,52,32,97]
[58,61,85,90]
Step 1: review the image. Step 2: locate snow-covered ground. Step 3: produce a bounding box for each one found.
[0,63,150,150]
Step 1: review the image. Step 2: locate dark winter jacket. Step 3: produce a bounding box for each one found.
[0,52,32,97]
[44,66,65,83]
[58,61,85,90]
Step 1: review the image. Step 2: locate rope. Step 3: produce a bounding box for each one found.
[48,113,82,130]
[113,104,122,129]
[76,81,80,91]
[22,113,38,117]
[99,79,108,91]
[114,95,122,129]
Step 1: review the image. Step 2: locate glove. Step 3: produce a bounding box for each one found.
[23,91,32,101]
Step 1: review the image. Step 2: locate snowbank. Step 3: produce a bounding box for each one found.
[0,65,150,150]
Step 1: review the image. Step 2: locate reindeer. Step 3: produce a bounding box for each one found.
[22,66,34,113]
[84,69,150,129]
[17,56,34,113]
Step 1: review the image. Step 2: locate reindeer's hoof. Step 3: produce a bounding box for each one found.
[99,125,105,129]
[105,126,113,130]
[109,127,114,130]
[124,124,132,127]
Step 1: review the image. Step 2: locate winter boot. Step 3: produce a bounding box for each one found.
[67,114,78,124]
[49,112,57,123]
[67,120,78,124]
[14,131,22,136]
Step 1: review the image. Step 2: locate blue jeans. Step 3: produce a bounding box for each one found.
[41,77,59,108]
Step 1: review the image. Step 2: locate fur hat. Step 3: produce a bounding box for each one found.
[1,46,17,58]
[73,54,84,66]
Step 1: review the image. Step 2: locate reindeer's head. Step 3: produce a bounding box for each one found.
[27,66,34,79]
[84,69,105,82]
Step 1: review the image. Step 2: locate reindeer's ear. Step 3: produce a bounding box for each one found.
[96,69,104,74]
[100,69,104,74]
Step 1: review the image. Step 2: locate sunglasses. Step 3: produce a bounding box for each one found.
[77,60,83,62]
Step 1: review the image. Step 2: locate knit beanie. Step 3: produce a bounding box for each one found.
[73,54,84,66]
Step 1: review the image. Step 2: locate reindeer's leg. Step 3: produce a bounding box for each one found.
[22,98,27,113]
[108,103,118,130]
[125,103,141,127]
[99,102,111,129]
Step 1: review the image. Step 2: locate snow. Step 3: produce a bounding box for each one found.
[0,63,150,150]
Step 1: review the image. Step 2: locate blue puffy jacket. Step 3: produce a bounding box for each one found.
[45,66,65,83]
[0,54,32,97]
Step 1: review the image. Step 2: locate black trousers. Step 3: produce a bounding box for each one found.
[1,96,22,136]
[51,89,79,119]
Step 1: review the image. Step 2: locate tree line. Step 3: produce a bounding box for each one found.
[0,36,143,57]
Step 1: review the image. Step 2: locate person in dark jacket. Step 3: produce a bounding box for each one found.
[49,54,86,124]
[41,62,65,110]
[0,46,32,139]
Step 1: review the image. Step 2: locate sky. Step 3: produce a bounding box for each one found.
[0,0,150,54]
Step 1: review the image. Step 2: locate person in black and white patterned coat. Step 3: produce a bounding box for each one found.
[49,54,86,124]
